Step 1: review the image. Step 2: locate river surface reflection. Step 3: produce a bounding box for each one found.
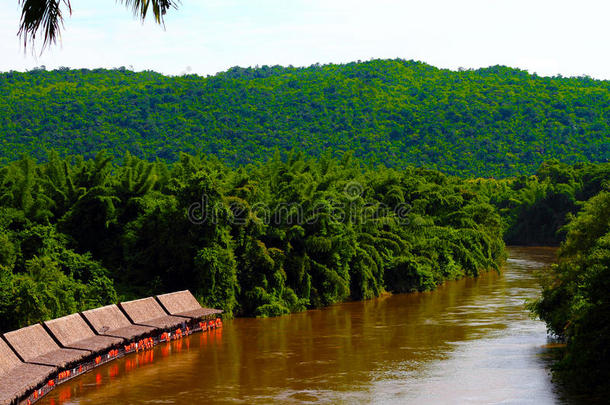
[40,247,568,404]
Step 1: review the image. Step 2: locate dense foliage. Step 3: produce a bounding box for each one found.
[530,190,610,394]
[471,160,610,245]
[0,151,505,332]
[0,60,608,176]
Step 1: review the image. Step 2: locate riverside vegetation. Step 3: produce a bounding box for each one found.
[0,61,608,395]
[530,190,610,394]
[0,151,506,331]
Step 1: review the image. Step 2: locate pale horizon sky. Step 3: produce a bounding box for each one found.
[1,0,610,79]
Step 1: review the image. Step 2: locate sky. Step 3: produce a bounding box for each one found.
[1,0,610,79]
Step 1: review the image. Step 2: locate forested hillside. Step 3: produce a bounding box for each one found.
[0,60,608,176]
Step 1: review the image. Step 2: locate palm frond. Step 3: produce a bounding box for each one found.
[17,0,179,51]
[119,0,179,25]
[18,0,72,51]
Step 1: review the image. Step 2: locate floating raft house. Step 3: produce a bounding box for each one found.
[44,314,124,353]
[0,339,55,405]
[0,290,222,405]
[120,297,186,330]
[4,325,89,368]
[81,305,155,341]
[157,290,223,320]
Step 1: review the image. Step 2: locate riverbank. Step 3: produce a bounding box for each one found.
[39,247,583,405]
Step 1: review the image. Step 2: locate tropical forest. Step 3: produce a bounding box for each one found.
[0,10,609,402]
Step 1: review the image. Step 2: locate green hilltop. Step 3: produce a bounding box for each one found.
[0,59,608,176]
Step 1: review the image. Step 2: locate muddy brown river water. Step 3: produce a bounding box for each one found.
[40,247,571,404]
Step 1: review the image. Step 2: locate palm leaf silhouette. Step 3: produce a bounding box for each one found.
[18,0,178,51]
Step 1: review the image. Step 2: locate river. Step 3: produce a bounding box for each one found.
[40,246,569,404]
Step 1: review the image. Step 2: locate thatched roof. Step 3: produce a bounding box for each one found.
[100,325,155,340]
[120,297,186,330]
[44,314,124,353]
[1,334,55,405]
[3,324,89,368]
[65,335,124,352]
[156,290,201,314]
[1,363,54,405]
[81,305,155,340]
[44,314,95,345]
[0,289,222,404]
[120,297,169,323]
[128,316,184,330]
[81,305,132,332]
[156,290,222,320]
[171,308,223,320]
[0,338,22,377]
